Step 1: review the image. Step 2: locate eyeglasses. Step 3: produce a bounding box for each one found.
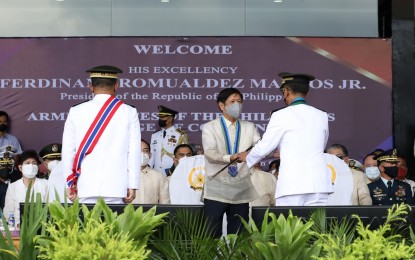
[336,155,344,160]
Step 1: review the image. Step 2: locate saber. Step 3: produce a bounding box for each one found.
[208,139,261,181]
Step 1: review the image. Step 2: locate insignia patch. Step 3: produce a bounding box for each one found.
[188,166,205,191]
[395,186,406,197]
[168,135,177,144]
[373,187,383,195]
[52,144,59,152]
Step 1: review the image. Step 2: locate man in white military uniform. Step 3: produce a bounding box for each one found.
[132,139,170,204]
[62,65,141,204]
[202,88,259,238]
[240,72,333,206]
[149,105,188,176]
[39,143,67,203]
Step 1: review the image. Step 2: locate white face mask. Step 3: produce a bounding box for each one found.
[22,164,38,179]
[365,166,380,180]
[225,102,242,119]
[141,153,150,167]
[46,160,59,171]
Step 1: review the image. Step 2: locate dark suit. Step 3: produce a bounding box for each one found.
[368,178,414,205]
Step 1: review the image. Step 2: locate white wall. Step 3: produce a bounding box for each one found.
[0,0,378,37]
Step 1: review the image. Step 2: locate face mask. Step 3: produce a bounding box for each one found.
[270,169,276,174]
[396,167,407,181]
[46,160,59,171]
[22,164,38,179]
[225,102,242,119]
[141,153,150,167]
[0,124,8,132]
[158,119,167,128]
[365,166,380,180]
[383,166,399,179]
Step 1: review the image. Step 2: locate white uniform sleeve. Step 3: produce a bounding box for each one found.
[247,112,286,168]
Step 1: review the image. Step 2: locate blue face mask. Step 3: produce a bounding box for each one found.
[365,166,380,180]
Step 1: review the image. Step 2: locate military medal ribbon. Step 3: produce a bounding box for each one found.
[67,96,123,191]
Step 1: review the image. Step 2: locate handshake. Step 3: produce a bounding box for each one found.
[230,151,249,163]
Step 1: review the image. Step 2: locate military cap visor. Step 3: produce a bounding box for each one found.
[86,65,123,79]
[278,72,315,89]
[158,105,178,116]
[374,148,399,163]
[0,157,14,166]
[39,144,62,160]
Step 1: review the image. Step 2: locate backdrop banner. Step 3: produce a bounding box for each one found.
[0,37,392,165]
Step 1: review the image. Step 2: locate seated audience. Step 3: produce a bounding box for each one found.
[368,149,413,205]
[250,162,277,207]
[0,152,14,210]
[0,111,23,155]
[363,153,380,183]
[133,139,169,204]
[168,144,193,177]
[268,159,280,179]
[4,150,48,228]
[396,155,415,196]
[327,144,372,205]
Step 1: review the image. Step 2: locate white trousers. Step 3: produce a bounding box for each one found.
[79,197,124,204]
[276,193,329,206]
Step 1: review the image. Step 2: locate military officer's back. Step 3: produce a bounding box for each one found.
[368,148,414,205]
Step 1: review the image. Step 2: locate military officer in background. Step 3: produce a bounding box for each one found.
[368,149,414,205]
[39,143,66,203]
[0,152,14,209]
[149,105,188,176]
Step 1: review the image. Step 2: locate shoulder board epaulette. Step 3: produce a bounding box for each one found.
[72,100,89,107]
[176,128,186,135]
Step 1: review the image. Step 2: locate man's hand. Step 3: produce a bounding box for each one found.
[123,188,136,203]
[67,188,77,201]
[237,151,248,162]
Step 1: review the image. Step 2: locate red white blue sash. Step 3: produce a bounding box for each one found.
[67,96,123,191]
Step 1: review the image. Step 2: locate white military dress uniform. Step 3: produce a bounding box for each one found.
[246,73,333,206]
[62,66,140,203]
[149,126,188,176]
[62,94,141,202]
